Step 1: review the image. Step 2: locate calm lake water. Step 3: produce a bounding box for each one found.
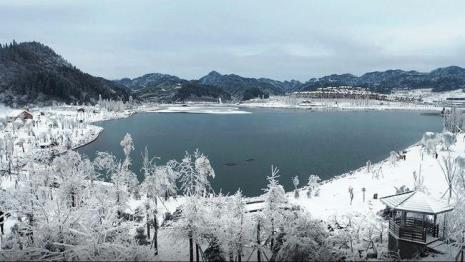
[78,109,442,196]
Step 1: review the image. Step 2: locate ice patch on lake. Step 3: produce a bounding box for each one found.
[154,105,251,114]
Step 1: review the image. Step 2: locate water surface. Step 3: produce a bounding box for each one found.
[78,109,442,196]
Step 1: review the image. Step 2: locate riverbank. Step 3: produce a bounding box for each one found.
[239,96,444,112]
[135,96,444,115]
[288,136,454,219]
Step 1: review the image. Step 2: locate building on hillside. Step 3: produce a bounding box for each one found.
[16,111,33,121]
[293,86,388,100]
[445,98,465,108]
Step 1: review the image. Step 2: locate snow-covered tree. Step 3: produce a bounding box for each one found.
[262,166,289,254]
[366,160,372,173]
[213,190,248,261]
[177,149,215,197]
[172,149,215,261]
[421,132,439,155]
[275,215,341,261]
[447,170,465,247]
[52,151,95,207]
[120,133,138,193]
[139,147,177,255]
[455,156,465,189]
[1,148,156,261]
[93,134,138,215]
[389,151,398,165]
[292,176,299,199]
[441,132,457,151]
[444,107,465,133]
[306,174,321,198]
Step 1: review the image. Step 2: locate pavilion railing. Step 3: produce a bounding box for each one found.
[389,218,400,237]
[389,218,439,243]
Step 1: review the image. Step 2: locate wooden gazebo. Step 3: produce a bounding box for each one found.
[380,191,454,259]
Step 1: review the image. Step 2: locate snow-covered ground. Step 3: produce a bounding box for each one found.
[283,132,463,261]
[392,88,465,104]
[240,95,443,111]
[289,136,455,219]
[138,88,465,114]
[1,100,464,260]
[35,104,135,124]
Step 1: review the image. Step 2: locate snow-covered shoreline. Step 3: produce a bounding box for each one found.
[238,96,444,112]
[0,104,136,172]
[286,131,460,231]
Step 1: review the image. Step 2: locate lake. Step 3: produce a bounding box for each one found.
[78,109,442,196]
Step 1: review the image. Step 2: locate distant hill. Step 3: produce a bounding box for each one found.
[173,81,231,102]
[198,71,286,100]
[122,67,465,102]
[117,73,230,102]
[116,73,186,102]
[119,71,291,101]
[117,73,184,91]
[257,78,303,92]
[299,66,465,93]
[0,41,130,106]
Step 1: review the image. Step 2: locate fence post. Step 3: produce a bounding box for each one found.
[423,228,426,243]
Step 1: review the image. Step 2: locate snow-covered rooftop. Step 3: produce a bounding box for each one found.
[380,191,454,215]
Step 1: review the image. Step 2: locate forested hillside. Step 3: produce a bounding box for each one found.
[0,41,130,106]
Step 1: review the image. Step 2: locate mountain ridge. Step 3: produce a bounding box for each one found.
[299,66,465,93]
[121,66,465,100]
[3,40,465,106]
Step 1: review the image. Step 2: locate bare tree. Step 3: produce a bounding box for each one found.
[306,174,321,198]
[348,186,354,205]
[413,164,427,193]
[438,155,459,203]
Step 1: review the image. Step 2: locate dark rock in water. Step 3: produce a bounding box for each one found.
[421,112,442,116]
[224,162,237,166]
[245,158,255,162]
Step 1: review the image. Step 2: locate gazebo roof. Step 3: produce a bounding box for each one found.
[380,191,454,215]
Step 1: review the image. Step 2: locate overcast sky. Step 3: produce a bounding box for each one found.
[1,0,465,81]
